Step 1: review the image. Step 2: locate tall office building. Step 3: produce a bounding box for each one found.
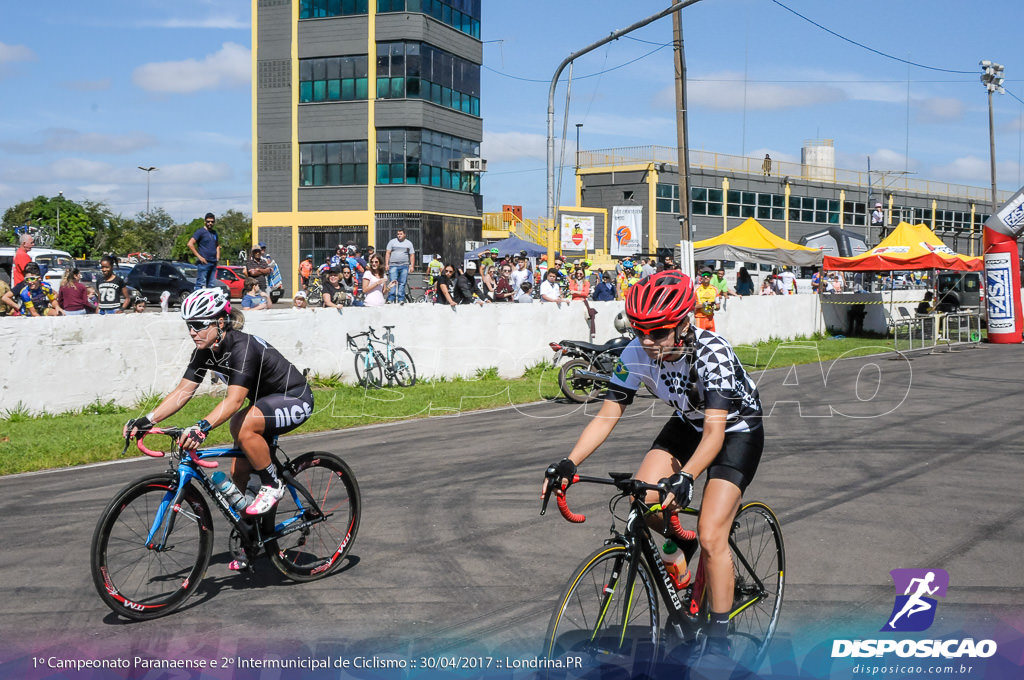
[253,0,483,293]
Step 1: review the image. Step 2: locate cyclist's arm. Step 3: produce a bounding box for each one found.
[146,378,202,425]
[197,384,249,431]
[566,399,626,466]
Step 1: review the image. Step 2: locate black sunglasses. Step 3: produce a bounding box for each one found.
[186,319,216,332]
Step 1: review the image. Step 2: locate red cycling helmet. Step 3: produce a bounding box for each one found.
[625,270,696,331]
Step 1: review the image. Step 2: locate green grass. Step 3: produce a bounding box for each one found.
[0,335,898,476]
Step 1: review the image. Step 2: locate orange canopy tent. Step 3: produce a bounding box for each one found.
[822,222,982,271]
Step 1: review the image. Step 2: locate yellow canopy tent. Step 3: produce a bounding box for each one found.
[823,222,982,271]
[694,217,823,267]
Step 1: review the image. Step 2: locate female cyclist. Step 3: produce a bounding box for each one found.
[542,270,764,657]
[124,288,314,516]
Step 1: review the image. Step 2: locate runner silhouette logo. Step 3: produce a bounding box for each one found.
[881,568,949,632]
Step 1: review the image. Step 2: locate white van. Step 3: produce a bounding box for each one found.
[0,246,76,292]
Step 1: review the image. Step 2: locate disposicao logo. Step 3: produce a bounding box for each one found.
[831,569,998,659]
[882,568,948,632]
[615,225,632,247]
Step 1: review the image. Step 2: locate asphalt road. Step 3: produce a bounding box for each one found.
[1,343,1022,679]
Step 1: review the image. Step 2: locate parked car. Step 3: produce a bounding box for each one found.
[216,265,245,300]
[124,260,230,307]
[0,246,75,292]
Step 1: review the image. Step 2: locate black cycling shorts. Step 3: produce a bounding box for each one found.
[252,384,315,440]
[650,416,764,492]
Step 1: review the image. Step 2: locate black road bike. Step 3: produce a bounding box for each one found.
[541,470,785,675]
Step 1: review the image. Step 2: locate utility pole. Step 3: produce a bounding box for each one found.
[545,0,704,268]
[672,7,693,280]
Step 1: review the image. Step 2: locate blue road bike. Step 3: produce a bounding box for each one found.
[90,427,360,620]
[347,325,417,388]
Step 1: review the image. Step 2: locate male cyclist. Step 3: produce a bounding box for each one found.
[543,270,764,658]
[124,289,314,517]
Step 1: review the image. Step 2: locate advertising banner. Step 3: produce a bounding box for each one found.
[983,186,1023,343]
[559,215,594,252]
[611,205,643,257]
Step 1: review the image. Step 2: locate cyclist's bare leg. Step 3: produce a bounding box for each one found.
[635,447,685,560]
[229,407,268,487]
[697,478,742,614]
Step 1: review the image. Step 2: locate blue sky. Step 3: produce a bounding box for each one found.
[1,0,1022,223]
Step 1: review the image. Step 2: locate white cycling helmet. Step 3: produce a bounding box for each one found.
[180,288,231,321]
[614,310,631,334]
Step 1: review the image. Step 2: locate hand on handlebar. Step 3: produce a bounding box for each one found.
[658,471,694,511]
[541,457,577,511]
[123,415,154,440]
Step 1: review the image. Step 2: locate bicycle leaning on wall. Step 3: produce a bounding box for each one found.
[346,325,417,388]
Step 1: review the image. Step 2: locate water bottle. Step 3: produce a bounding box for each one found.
[212,471,248,512]
[661,540,691,591]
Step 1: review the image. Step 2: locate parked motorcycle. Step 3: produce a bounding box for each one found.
[549,311,640,405]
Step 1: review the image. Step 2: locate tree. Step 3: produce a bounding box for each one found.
[1,194,100,256]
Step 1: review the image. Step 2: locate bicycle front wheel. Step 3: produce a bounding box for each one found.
[391,347,417,387]
[90,473,213,620]
[729,501,785,669]
[354,348,382,388]
[265,452,361,581]
[544,545,660,676]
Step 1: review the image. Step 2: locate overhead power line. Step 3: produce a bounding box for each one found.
[770,0,975,75]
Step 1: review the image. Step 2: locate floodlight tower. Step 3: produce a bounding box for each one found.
[980,60,1005,214]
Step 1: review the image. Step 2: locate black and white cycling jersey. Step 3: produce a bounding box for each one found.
[606,327,762,433]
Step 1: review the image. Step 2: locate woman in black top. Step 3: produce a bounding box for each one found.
[124,289,313,519]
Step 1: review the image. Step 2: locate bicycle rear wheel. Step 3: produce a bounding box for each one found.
[391,347,416,387]
[728,501,785,669]
[90,473,213,620]
[544,545,660,677]
[265,452,361,581]
[354,348,382,388]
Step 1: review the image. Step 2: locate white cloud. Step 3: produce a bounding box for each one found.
[482,131,547,163]
[0,129,156,155]
[660,71,847,111]
[916,97,966,124]
[146,15,249,29]
[78,184,120,195]
[157,162,234,183]
[930,156,991,184]
[0,42,35,63]
[132,42,251,93]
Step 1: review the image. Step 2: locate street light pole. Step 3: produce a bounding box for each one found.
[137,166,158,214]
[56,190,62,238]
[980,60,1005,214]
[546,0,704,267]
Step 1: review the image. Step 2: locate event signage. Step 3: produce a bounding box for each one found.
[610,205,642,257]
[559,215,594,251]
[984,252,1016,333]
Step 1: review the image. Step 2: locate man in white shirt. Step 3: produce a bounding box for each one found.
[778,266,797,295]
[539,269,568,303]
